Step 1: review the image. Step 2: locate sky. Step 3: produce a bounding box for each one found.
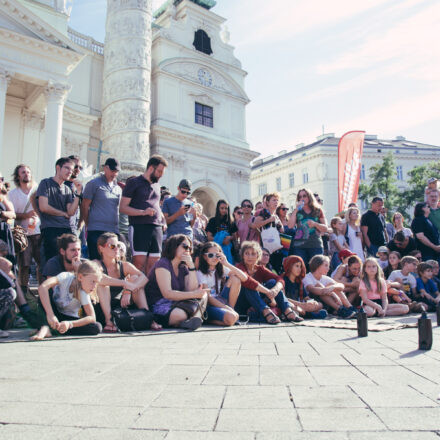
[68,0,440,158]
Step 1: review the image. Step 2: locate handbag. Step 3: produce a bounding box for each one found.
[12,225,28,254]
[279,233,292,251]
[171,295,208,320]
[112,307,154,332]
[261,225,282,254]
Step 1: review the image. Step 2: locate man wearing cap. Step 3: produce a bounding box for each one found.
[81,158,122,260]
[162,179,196,240]
[425,177,439,202]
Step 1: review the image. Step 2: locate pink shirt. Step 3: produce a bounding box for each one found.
[359,279,386,300]
[237,217,259,243]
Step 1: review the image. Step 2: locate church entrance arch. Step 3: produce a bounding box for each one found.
[192,186,220,218]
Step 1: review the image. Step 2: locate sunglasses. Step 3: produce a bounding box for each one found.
[180,189,191,195]
[236,211,243,215]
[280,207,288,211]
[205,253,221,258]
[181,243,192,251]
[74,165,83,171]
[107,243,117,250]
[242,204,252,208]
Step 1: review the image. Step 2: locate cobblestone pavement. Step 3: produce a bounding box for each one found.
[1,318,440,439]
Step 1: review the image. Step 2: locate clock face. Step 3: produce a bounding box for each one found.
[198,68,212,87]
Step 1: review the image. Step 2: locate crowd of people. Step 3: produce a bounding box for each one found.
[1,155,440,340]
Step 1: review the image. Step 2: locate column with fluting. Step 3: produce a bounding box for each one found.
[43,81,71,177]
[0,67,11,163]
[102,0,152,171]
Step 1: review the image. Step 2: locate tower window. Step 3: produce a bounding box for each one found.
[193,29,213,55]
[195,102,213,128]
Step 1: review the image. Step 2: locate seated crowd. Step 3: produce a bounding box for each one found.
[0,156,439,340]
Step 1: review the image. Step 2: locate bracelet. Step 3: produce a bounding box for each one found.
[188,267,196,271]
[122,289,132,295]
[70,321,74,329]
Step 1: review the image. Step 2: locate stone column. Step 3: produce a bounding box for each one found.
[102,0,152,172]
[43,81,70,178]
[0,67,12,163]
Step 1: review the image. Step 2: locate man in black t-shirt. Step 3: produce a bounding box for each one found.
[120,155,168,275]
[361,197,388,257]
[387,231,417,257]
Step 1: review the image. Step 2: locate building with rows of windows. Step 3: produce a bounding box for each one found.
[250,133,440,218]
[0,0,257,217]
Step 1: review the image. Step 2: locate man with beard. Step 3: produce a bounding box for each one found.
[65,155,83,236]
[41,233,81,279]
[8,165,42,290]
[120,155,168,275]
[36,157,82,261]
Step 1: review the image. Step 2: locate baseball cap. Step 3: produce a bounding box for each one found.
[178,179,192,190]
[104,158,121,171]
[427,177,438,184]
[376,246,389,256]
[338,249,356,260]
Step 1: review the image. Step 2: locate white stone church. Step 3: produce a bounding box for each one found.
[0,0,258,216]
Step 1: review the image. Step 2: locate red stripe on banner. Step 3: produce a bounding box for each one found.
[338,131,365,213]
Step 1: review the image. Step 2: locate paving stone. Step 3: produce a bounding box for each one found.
[214,355,259,366]
[166,432,254,440]
[257,433,350,440]
[357,365,435,387]
[223,385,292,408]
[297,408,385,431]
[259,355,304,366]
[202,365,259,385]
[301,353,349,366]
[350,384,437,408]
[71,428,167,439]
[259,366,317,386]
[216,408,300,432]
[290,385,365,408]
[347,432,440,440]
[135,408,218,430]
[374,407,440,430]
[1,424,81,440]
[144,365,210,385]
[0,402,63,425]
[308,366,373,386]
[151,385,225,408]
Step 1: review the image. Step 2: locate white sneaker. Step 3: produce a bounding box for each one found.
[0,330,10,338]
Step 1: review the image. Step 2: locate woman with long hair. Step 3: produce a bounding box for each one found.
[287,188,328,268]
[344,206,365,261]
[392,212,413,238]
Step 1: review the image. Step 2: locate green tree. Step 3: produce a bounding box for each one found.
[358,152,399,218]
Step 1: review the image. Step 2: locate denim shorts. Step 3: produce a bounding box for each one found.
[206,305,228,322]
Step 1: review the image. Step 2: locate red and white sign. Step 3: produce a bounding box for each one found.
[338,130,365,212]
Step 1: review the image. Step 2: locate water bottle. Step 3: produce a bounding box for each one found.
[357,307,368,337]
[436,303,440,327]
[418,311,432,350]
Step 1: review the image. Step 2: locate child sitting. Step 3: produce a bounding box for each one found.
[32,260,103,340]
[383,251,401,278]
[376,246,389,270]
[302,255,357,319]
[415,262,440,311]
[360,258,409,317]
[282,255,327,319]
[426,259,440,291]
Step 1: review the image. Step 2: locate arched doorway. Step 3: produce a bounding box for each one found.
[192,186,220,218]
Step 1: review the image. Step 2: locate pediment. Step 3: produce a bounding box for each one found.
[158,57,249,103]
[0,0,79,51]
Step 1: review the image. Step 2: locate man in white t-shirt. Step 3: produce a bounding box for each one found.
[303,255,357,319]
[8,165,42,290]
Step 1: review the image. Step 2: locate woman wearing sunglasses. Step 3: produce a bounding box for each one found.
[145,234,210,330]
[196,242,247,326]
[95,232,161,332]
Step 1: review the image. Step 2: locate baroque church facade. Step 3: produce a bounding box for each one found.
[0,0,258,216]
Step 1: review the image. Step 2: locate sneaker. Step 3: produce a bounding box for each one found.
[0,330,9,338]
[308,309,328,319]
[338,306,356,319]
[346,306,358,319]
[179,316,203,331]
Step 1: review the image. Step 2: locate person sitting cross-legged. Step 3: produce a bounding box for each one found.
[303,255,357,319]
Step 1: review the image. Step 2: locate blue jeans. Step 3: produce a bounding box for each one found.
[290,247,323,270]
[237,279,290,322]
[367,244,380,257]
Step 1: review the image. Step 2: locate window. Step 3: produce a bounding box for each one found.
[302,169,308,184]
[360,164,366,180]
[396,165,403,180]
[276,177,281,191]
[195,102,213,128]
[289,172,295,188]
[193,29,212,55]
[258,183,267,196]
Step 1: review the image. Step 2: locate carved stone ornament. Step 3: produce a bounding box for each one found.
[22,109,44,130]
[0,67,12,91]
[44,80,71,103]
[163,152,186,169]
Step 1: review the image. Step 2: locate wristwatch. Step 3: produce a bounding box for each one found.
[188,267,196,271]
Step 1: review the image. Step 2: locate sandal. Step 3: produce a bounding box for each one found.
[262,308,281,325]
[284,309,304,323]
[103,323,118,333]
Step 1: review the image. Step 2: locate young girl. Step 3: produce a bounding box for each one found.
[344,207,365,261]
[282,255,326,319]
[359,257,409,317]
[383,251,401,278]
[196,242,247,326]
[32,261,103,340]
[329,217,348,270]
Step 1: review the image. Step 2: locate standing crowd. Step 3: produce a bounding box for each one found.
[1,155,440,339]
